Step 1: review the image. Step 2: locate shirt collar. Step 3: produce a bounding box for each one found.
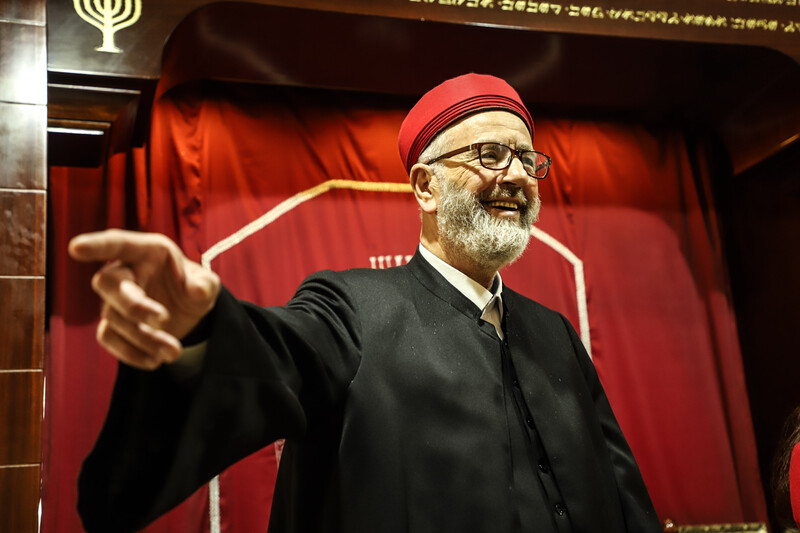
[417,244,503,314]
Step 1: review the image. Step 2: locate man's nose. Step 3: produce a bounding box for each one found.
[497,156,530,187]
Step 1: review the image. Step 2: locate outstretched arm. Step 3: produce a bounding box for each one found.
[68,229,221,369]
[72,235,361,532]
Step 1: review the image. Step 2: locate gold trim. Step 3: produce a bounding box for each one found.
[666,523,768,533]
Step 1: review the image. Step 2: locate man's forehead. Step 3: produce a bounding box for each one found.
[444,110,533,146]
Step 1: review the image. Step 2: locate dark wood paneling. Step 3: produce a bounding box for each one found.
[45,2,800,172]
[0,21,46,105]
[0,279,44,370]
[0,4,45,533]
[46,0,800,80]
[0,465,41,533]
[0,0,46,24]
[0,102,46,189]
[47,119,110,167]
[0,373,42,465]
[0,191,46,277]
[47,82,147,165]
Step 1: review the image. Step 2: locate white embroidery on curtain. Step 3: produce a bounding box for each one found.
[529,225,591,358]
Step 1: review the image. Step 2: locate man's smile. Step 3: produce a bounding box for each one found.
[483,199,521,211]
[480,195,529,218]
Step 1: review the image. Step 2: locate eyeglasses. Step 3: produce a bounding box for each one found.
[425,142,551,179]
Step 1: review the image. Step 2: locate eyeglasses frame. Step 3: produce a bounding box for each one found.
[425,142,551,179]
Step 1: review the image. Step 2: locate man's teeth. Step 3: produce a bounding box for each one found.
[486,201,518,210]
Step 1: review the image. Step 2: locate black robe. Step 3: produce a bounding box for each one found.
[78,252,661,533]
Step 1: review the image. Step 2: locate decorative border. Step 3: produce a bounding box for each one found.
[201,180,412,268]
[529,225,591,357]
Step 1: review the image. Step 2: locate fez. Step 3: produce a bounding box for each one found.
[398,73,535,173]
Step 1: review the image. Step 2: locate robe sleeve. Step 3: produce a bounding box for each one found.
[562,315,662,532]
[77,271,362,533]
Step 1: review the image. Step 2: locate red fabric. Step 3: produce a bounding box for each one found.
[791,442,800,526]
[45,158,127,533]
[44,81,768,532]
[44,152,211,533]
[397,73,533,172]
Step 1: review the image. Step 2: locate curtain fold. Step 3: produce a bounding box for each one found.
[44,152,211,533]
[43,81,767,532]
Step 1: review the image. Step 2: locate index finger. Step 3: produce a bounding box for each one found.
[69,229,172,264]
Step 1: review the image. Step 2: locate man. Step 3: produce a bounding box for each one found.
[71,74,661,532]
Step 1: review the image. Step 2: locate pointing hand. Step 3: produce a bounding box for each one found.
[69,229,220,370]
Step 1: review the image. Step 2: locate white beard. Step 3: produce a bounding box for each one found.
[436,177,540,272]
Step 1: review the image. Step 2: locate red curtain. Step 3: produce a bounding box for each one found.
[43,81,767,532]
[46,150,212,533]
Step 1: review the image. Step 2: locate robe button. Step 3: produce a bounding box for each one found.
[538,462,550,474]
[554,503,566,516]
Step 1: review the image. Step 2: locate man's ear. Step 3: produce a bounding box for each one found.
[410,163,439,214]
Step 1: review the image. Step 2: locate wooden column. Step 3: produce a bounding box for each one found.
[0,1,47,532]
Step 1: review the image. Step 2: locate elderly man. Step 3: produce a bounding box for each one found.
[71,74,661,533]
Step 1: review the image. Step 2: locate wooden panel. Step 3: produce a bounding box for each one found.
[0,191,46,277]
[0,21,46,105]
[0,0,46,24]
[0,279,44,370]
[0,465,41,533]
[45,2,800,171]
[46,0,800,81]
[0,102,46,189]
[0,373,42,465]
[48,119,110,167]
[47,82,146,165]
[48,83,141,124]
[0,6,46,533]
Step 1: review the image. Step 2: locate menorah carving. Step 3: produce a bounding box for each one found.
[73,0,142,54]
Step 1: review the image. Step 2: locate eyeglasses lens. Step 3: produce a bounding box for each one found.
[478,144,548,178]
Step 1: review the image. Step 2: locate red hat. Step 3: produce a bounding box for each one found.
[791,441,800,526]
[398,73,534,173]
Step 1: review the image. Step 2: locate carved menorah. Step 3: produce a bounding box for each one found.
[73,0,142,54]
